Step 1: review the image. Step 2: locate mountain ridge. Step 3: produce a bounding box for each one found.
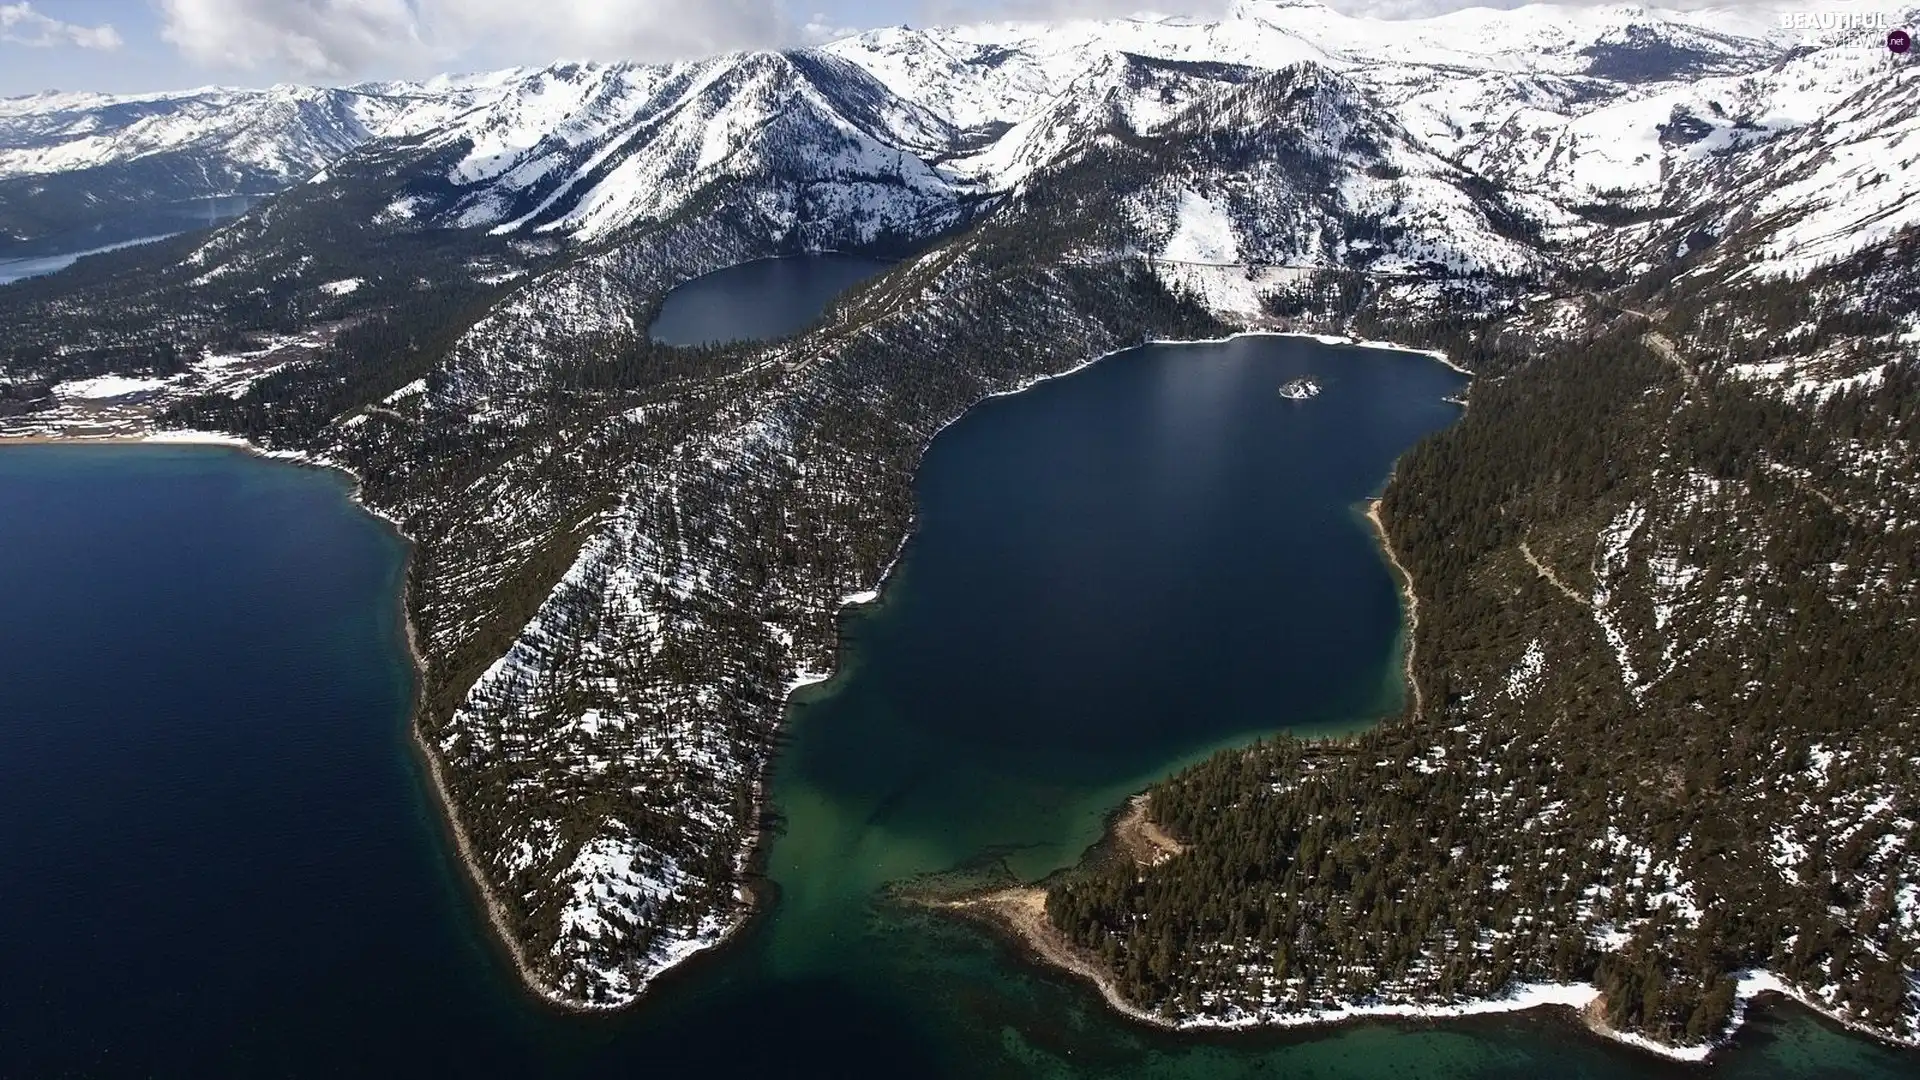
[0,1,1817,249]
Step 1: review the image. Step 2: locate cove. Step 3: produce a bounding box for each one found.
[647,253,893,344]
[1,342,1916,1077]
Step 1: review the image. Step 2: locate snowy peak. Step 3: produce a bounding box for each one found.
[0,77,520,242]
[779,50,960,152]
[941,49,1260,186]
[1578,19,1770,82]
[1166,62,1367,145]
[1227,0,1775,76]
[0,0,1877,279]
[369,49,966,243]
[821,25,1065,135]
[1111,60,1550,292]
[0,84,364,180]
[0,78,527,182]
[1648,61,1920,280]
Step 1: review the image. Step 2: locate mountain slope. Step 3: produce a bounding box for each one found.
[0,2,1794,253]
[0,78,520,245]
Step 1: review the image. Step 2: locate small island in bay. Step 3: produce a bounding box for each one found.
[1278,377,1321,400]
[956,320,1920,1064]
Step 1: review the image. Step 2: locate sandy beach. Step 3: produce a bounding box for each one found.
[1364,497,1423,723]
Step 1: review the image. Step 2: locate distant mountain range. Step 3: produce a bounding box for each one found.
[3,1,1906,284]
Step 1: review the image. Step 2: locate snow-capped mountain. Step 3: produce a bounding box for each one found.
[375,50,966,243]
[0,2,1806,253]
[1634,46,1920,279]
[0,75,524,244]
[11,0,1908,290]
[367,0,1802,246]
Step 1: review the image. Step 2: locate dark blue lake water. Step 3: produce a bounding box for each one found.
[648,254,892,345]
[0,341,1912,1078]
[0,195,258,285]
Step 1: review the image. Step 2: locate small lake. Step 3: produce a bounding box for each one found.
[0,195,259,285]
[647,253,893,344]
[1,341,1914,1078]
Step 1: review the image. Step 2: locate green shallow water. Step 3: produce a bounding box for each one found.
[4,338,1915,1078]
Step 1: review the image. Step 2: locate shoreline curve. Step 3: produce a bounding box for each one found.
[0,430,607,1011]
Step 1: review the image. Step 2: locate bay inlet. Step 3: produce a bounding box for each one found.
[1,259,1915,1075]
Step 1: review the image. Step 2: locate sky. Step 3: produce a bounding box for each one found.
[0,0,1829,96]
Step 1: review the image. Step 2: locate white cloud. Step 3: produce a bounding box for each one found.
[158,0,796,78]
[159,0,430,77]
[0,2,122,49]
[425,0,791,63]
[148,0,1819,81]
[802,12,859,43]
[917,0,1229,21]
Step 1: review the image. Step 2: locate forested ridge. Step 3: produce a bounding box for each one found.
[0,109,1233,998]
[239,177,1223,1001]
[1047,260,1920,1051]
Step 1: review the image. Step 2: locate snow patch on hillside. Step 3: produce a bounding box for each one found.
[55,374,177,399]
[1505,638,1546,699]
[1162,189,1240,264]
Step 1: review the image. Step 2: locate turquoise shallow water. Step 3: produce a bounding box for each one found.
[0,340,1913,1077]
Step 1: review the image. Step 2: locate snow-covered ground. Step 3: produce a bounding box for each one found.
[1157,968,1853,1064]
[54,374,176,399]
[8,0,1901,305]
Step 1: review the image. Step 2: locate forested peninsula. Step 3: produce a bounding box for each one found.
[1045,257,1920,1058]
